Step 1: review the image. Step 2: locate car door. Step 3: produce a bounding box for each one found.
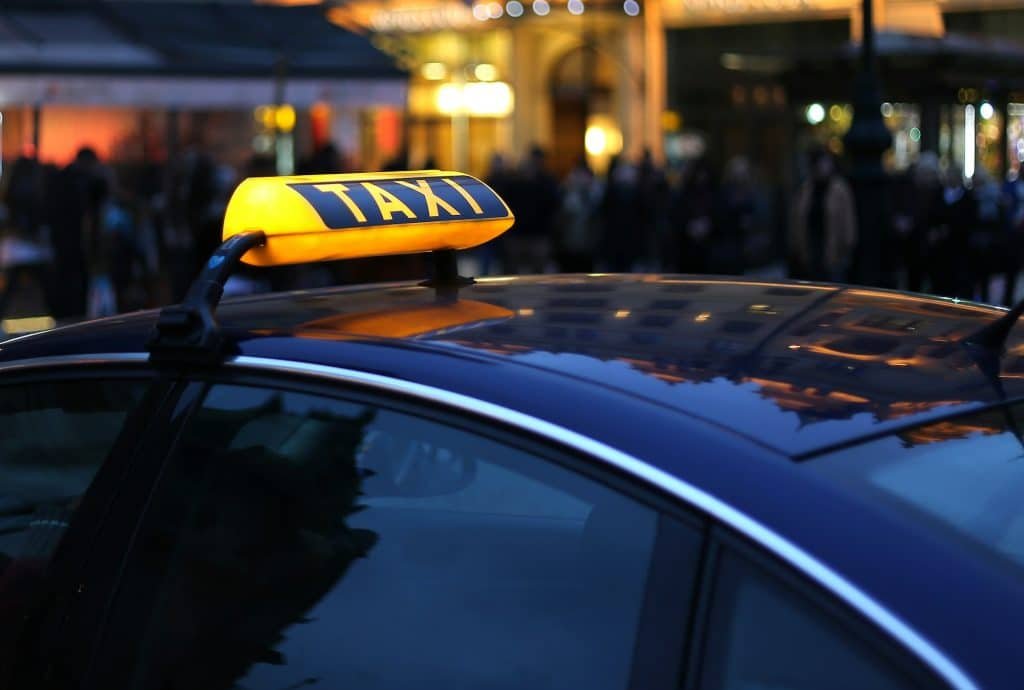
[0,361,176,688]
[81,369,706,690]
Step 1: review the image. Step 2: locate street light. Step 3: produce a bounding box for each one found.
[843,0,892,287]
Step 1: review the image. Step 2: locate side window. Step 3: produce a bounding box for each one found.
[99,383,699,690]
[697,544,938,690]
[0,378,148,644]
[0,378,147,566]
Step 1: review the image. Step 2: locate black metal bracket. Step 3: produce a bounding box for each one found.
[147,231,266,365]
[420,249,474,288]
[419,249,474,301]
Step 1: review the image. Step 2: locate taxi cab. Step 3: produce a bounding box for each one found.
[0,170,1019,690]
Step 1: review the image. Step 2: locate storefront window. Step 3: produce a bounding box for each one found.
[1009,103,1024,176]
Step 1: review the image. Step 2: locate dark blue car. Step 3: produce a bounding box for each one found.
[0,172,1017,690]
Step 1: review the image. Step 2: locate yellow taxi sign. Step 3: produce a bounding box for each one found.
[223,170,514,266]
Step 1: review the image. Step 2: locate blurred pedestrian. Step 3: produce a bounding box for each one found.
[896,154,943,292]
[105,187,143,312]
[555,157,599,272]
[970,167,1002,302]
[929,167,975,298]
[670,156,717,274]
[163,137,219,302]
[1002,172,1024,305]
[300,142,343,175]
[714,156,757,275]
[4,155,43,237]
[505,146,560,274]
[0,154,51,319]
[182,140,218,273]
[599,155,641,272]
[636,149,667,271]
[47,147,109,319]
[789,148,857,282]
[890,166,916,290]
[483,153,515,275]
[381,150,409,172]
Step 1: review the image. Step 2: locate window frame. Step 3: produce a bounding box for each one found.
[81,365,707,690]
[681,526,950,690]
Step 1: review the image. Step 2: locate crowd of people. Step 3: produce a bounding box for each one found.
[1,140,1023,323]
[888,152,1024,305]
[487,144,1024,306]
[486,146,779,278]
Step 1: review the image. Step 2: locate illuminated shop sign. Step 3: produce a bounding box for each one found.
[680,0,807,12]
[667,0,958,28]
[408,81,514,117]
[327,2,474,32]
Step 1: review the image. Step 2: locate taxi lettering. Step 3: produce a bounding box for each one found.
[313,183,367,223]
[287,175,506,230]
[360,182,417,221]
[395,179,460,218]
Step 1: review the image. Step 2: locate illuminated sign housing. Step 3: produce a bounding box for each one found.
[223,170,515,266]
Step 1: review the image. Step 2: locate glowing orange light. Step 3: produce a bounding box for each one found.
[294,301,514,339]
[254,0,323,6]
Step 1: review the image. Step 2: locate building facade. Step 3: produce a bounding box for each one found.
[664,0,1024,183]
[328,0,662,177]
[0,1,407,175]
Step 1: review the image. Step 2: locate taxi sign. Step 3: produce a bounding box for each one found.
[223,170,514,266]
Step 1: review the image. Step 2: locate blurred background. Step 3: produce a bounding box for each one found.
[0,0,1023,333]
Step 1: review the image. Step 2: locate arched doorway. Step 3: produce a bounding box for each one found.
[549,45,617,178]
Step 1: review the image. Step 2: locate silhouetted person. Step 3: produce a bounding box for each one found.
[671,156,717,274]
[47,147,107,319]
[484,153,515,274]
[714,156,756,275]
[598,155,641,272]
[893,154,942,292]
[790,149,856,282]
[4,155,43,237]
[0,155,52,318]
[1003,172,1024,305]
[635,149,666,270]
[556,157,598,272]
[300,142,343,175]
[506,146,560,273]
[381,150,409,172]
[930,168,976,298]
[970,167,1002,302]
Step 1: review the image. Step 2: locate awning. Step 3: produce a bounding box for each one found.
[0,0,406,106]
[0,74,406,108]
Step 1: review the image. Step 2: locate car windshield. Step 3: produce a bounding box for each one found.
[812,405,1024,578]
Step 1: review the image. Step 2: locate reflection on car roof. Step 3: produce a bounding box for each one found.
[9,274,1016,459]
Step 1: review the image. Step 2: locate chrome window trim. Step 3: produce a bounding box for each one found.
[0,352,150,373]
[228,354,977,690]
[0,351,977,689]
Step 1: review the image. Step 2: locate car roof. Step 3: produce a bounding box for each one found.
[5,273,1023,686]
[4,273,1018,460]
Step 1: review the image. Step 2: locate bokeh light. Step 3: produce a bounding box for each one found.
[805,103,826,125]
